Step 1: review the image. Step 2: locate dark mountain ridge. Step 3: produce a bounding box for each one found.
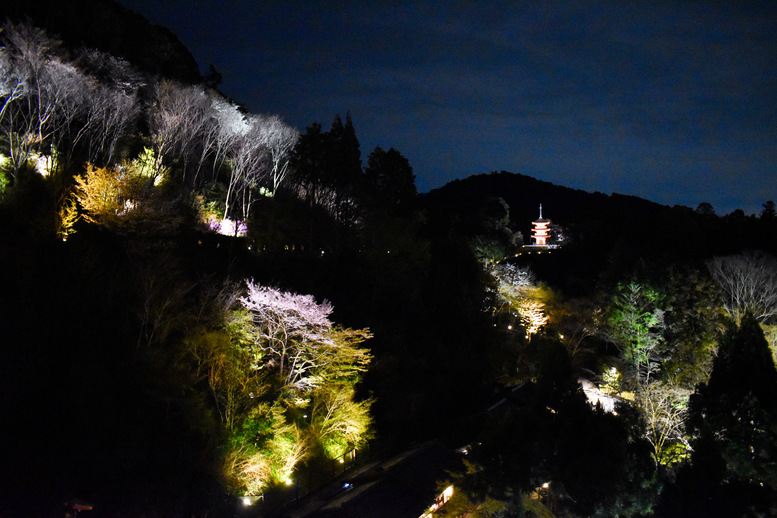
[424,170,670,236]
[0,0,201,83]
[422,171,777,292]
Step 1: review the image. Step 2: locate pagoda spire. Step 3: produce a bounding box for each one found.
[539,203,543,219]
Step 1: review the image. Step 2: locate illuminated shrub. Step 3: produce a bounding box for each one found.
[223,404,310,495]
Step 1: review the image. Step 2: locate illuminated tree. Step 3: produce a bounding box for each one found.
[223,114,269,223]
[149,80,213,182]
[83,84,139,166]
[71,153,181,233]
[605,282,665,385]
[1,23,140,176]
[309,382,373,459]
[256,114,298,195]
[0,41,24,123]
[490,263,549,336]
[238,282,371,393]
[223,403,310,494]
[659,268,722,388]
[69,47,143,165]
[0,22,69,177]
[208,95,246,182]
[493,262,535,292]
[202,282,373,494]
[42,60,94,172]
[73,163,136,224]
[707,251,777,326]
[638,381,691,466]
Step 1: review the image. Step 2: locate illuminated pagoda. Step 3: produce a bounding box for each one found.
[531,204,551,245]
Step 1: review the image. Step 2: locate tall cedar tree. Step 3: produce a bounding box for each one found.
[660,315,777,516]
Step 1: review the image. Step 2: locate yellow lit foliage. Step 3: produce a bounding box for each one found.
[600,366,621,396]
[73,163,126,223]
[762,323,777,366]
[56,193,79,240]
[637,381,691,466]
[516,297,549,336]
[223,404,310,495]
[501,284,551,336]
[71,151,185,235]
[210,286,374,496]
[71,148,168,226]
[490,263,553,336]
[309,383,373,459]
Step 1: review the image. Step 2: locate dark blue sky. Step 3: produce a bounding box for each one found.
[120,0,776,215]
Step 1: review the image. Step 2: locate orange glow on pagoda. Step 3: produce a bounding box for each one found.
[532,204,550,245]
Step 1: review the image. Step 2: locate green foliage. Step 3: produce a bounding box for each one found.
[689,316,777,485]
[660,268,722,388]
[660,316,777,516]
[133,146,166,184]
[0,164,9,196]
[309,383,373,459]
[223,402,309,494]
[186,282,374,495]
[454,340,657,517]
[606,281,666,385]
[638,381,691,467]
[490,263,551,338]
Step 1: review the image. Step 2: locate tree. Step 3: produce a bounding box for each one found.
[82,82,139,166]
[256,114,299,195]
[669,316,777,516]
[208,95,247,184]
[0,39,24,124]
[660,267,722,388]
[222,402,309,494]
[308,381,373,459]
[695,202,716,217]
[0,22,68,177]
[761,200,776,222]
[490,263,549,337]
[42,60,96,172]
[469,197,520,262]
[149,80,213,183]
[223,114,269,223]
[74,49,143,165]
[455,341,655,517]
[638,381,691,466]
[202,282,373,495]
[707,251,777,325]
[71,154,184,234]
[288,114,363,224]
[364,146,416,210]
[238,282,371,393]
[605,282,665,385]
[327,113,362,190]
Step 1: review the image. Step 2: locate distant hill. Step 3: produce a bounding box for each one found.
[0,0,201,83]
[422,170,665,236]
[421,171,775,292]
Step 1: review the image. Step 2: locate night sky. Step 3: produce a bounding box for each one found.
[119,0,776,215]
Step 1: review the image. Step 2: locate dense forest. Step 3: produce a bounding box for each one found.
[1,4,777,517]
